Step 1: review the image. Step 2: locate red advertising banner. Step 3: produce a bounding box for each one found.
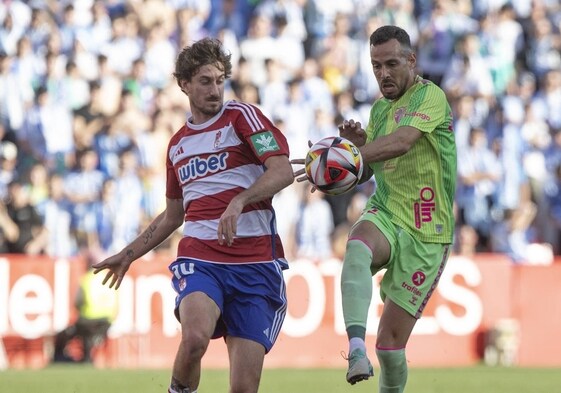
[1,254,560,369]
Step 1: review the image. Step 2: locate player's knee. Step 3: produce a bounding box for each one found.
[343,239,373,269]
[180,330,210,360]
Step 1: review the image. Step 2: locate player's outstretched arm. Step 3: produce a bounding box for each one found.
[92,198,185,289]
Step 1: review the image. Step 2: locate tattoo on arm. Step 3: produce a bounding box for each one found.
[126,249,134,259]
[142,224,157,245]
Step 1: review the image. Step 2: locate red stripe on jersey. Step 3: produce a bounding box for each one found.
[187,188,273,221]
[177,235,285,264]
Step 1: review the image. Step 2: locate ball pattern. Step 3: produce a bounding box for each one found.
[304,136,363,195]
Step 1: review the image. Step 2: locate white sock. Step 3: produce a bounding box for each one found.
[349,337,366,354]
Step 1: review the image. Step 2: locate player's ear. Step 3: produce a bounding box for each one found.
[408,52,416,69]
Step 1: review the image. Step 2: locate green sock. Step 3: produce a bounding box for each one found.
[376,348,407,393]
[341,239,373,334]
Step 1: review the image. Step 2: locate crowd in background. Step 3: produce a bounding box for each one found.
[0,0,560,264]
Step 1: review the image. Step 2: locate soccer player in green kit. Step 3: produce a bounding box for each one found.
[294,25,456,392]
[339,25,456,392]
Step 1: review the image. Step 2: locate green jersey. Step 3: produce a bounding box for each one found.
[365,76,457,243]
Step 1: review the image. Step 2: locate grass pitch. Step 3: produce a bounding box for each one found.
[1,365,560,392]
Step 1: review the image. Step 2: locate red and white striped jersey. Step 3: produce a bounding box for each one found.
[166,100,290,265]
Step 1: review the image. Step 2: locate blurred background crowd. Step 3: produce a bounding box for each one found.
[0,0,560,264]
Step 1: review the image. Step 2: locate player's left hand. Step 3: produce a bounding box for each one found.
[218,197,243,246]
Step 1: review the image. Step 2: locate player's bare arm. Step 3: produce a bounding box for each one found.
[217,154,294,246]
[93,198,185,289]
[359,125,423,163]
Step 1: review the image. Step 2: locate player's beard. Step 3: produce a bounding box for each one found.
[197,98,223,118]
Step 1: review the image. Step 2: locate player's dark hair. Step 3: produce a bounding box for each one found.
[369,25,412,53]
[173,37,232,83]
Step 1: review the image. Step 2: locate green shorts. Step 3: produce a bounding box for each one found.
[359,208,451,318]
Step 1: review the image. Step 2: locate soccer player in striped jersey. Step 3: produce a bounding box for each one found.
[93,37,294,393]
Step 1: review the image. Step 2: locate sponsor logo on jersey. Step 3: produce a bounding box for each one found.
[406,111,431,121]
[250,131,280,156]
[414,186,435,229]
[177,152,229,184]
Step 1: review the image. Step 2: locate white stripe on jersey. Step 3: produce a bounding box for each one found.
[183,164,264,202]
[183,210,274,239]
[227,101,264,131]
[169,124,241,163]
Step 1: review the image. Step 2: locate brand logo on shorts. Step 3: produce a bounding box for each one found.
[179,278,186,291]
[412,271,426,286]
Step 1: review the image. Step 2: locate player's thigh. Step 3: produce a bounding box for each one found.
[377,298,417,348]
[226,336,265,393]
[380,232,451,323]
[178,291,221,341]
[350,217,392,269]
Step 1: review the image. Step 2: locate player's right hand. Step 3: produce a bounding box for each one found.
[338,119,367,147]
[290,140,317,192]
[92,253,132,290]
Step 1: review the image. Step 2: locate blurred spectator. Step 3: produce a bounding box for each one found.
[299,57,334,113]
[108,148,144,252]
[1,181,48,254]
[441,33,495,106]
[0,52,29,134]
[25,162,49,217]
[239,13,276,87]
[64,148,105,249]
[457,127,503,251]
[18,85,75,174]
[417,0,478,85]
[318,12,359,95]
[260,58,289,119]
[44,173,75,258]
[53,253,119,363]
[295,183,334,260]
[545,163,561,254]
[0,137,18,201]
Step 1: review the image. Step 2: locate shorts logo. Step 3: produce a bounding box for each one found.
[250,131,280,156]
[412,271,426,286]
[179,278,186,291]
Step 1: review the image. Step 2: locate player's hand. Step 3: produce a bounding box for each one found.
[92,253,133,290]
[218,197,243,246]
[338,119,367,147]
[290,141,317,192]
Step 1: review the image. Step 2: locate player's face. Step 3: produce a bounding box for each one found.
[370,39,416,100]
[182,63,226,124]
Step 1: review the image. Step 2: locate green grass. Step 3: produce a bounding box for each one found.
[1,365,560,392]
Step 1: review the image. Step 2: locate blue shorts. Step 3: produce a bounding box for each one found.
[169,258,288,353]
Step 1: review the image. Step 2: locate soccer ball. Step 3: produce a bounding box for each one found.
[304,136,364,196]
